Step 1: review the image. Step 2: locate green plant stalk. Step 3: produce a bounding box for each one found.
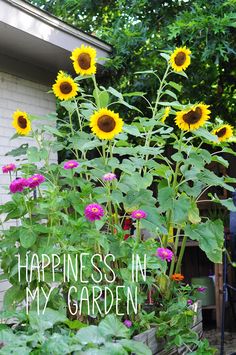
[169,231,180,278]
[175,234,187,274]
[74,98,83,131]
[134,220,141,249]
[143,64,170,174]
[68,111,79,160]
[92,75,100,110]
[164,131,184,247]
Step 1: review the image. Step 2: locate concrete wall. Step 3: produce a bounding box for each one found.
[0,71,56,309]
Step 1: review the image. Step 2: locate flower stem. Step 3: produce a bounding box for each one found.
[175,234,187,274]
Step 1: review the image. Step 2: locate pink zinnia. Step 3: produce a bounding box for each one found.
[123,319,132,328]
[2,164,16,173]
[156,248,173,262]
[131,209,147,220]
[10,178,28,193]
[102,173,117,181]
[64,160,79,169]
[187,299,193,305]
[197,287,207,293]
[27,174,45,189]
[84,203,104,222]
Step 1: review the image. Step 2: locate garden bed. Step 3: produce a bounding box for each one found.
[133,301,202,354]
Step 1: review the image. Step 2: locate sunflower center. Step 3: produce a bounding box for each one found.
[174,51,186,66]
[18,116,27,129]
[78,53,91,70]
[60,82,72,94]
[97,115,116,132]
[216,127,226,138]
[182,107,202,125]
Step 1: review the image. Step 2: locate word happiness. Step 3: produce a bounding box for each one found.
[16,253,147,315]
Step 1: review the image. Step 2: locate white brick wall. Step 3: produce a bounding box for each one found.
[0,71,56,309]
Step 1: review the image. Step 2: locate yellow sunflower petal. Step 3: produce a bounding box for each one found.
[12,110,31,136]
[170,46,191,72]
[52,74,79,101]
[212,124,233,142]
[161,106,171,123]
[71,45,97,76]
[90,108,123,140]
[175,103,210,131]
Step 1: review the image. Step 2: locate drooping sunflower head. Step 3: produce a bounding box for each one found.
[170,46,191,72]
[212,124,233,142]
[71,45,96,76]
[161,106,171,123]
[90,108,123,140]
[52,72,78,101]
[12,110,31,135]
[175,103,210,131]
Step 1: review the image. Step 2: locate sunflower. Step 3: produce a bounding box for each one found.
[90,108,123,140]
[212,124,233,142]
[175,103,210,131]
[12,110,31,135]
[71,45,96,76]
[170,46,191,72]
[161,106,171,123]
[52,72,78,101]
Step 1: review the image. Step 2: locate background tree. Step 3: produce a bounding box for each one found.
[29,0,236,123]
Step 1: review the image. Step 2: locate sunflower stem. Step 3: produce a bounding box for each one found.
[175,234,187,274]
[92,75,101,109]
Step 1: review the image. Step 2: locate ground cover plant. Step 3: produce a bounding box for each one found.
[1,44,235,354]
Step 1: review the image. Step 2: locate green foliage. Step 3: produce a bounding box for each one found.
[0,313,151,355]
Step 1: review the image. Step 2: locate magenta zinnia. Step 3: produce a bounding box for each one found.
[131,209,147,220]
[84,203,104,222]
[27,174,45,189]
[64,160,79,170]
[10,178,28,193]
[156,248,173,262]
[123,319,132,328]
[102,172,117,181]
[2,163,16,173]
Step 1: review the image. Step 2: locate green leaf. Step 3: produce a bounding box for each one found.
[185,219,224,263]
[197,170,234,192]
[6,144,28,157]
[98,314,129,339]
[64,319,87,330]
[107,86,123,100]
[20,228,37,248]
[211,155,229,168]
[29,308,67,331]
[158,186,174,212]
[119,339,152,355]
[193,128,218,142]
[160,52,170,62]
[99,90,110,107]
[188,202,201,224]
[76,325,105,345]
[209,195,236,211]
[123,125,140,136]
[173,194,192,224]
[123,92,146,97]
[169,81,182,92]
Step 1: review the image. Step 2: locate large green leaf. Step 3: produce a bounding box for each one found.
[173,194,191,224]
[29,308,67,331]
[158,186,174,212]
[98,314,129,339]
[185,219,224,263]
[119,339,152,355]
[76,325,105,345]
[197,170,234,192]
